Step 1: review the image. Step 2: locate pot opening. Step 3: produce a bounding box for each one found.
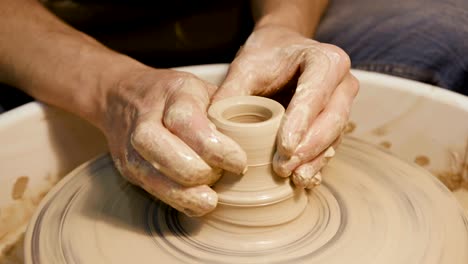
[222,104,273,123]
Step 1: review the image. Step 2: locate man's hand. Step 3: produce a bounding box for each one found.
[101,67,246,216]
[214,25,359,188]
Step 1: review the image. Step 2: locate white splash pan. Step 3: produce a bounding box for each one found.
[1,64,467,257]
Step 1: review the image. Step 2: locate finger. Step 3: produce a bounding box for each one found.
[163,85,247,175]
[212,53,300,102]
[292,137,341,189]
[277,44,351,157]
[120,150,218,217]
[274,72,358,176]
[295,73,358,160]
[131,111,221,187]
[273,133,340,179]
[296,172,322,189]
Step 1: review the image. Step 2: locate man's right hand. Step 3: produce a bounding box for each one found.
[99,67,247,216]
[0,0,248,217]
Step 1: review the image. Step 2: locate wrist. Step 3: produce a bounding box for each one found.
[0,0,145,131]
[245,24,310,50]
[254,14,307,37]
[71,50,145,131]
[13,33,144,131]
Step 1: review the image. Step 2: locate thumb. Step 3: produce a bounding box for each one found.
[212,61,262,102]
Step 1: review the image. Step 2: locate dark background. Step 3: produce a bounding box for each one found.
[0,1,254,111]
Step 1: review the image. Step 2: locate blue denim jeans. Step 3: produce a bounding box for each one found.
[315,0,468,95]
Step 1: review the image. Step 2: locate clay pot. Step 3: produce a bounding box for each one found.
[207,96,307,226]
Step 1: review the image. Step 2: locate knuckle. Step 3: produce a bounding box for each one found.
[131,123,145,146]
[181,73,206,87]
[162,107,178,130]
[163,103,193,132]
[131,121,153,149]
[227,57,269,90]
[172,70,197,81]
[320,43,351,69]
[166,72,201,94]
[165,77,184,94]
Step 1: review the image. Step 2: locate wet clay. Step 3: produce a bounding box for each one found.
[25,96,468,264]
[434,144,468,191]
[0,234,24,264]
[11,176,29,200]
[379,141,392,149]
[343,121,356,134]
[414,155,430,166]
[206,96,306,227]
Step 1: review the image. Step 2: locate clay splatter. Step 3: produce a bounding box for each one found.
[433,141,468,191]
[372,127,387,136]
[436,171,465,191]
[0,234,24,264]
[414,156,430,167]
[379,141,392,149]
[11,176,29,200]
[343,121,356,134]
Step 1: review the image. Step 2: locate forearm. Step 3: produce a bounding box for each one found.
[251,0,328,37]
[0,0,141,127]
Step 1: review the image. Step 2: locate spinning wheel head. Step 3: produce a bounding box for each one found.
[25,97,468,264]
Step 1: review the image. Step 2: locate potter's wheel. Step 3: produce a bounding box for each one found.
[25,137,468,264]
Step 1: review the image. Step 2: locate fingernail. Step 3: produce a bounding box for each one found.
[199,190,218,209]
[273,152,301,177]
[293,170,322,190]
[223,148,248,175]
[292,164,315,188]
[279,131,301,157]
[307,172,322,189]
[291,172,308,188]
[212,132,248,175]
[277,113,307,157]
[182,188,218,217]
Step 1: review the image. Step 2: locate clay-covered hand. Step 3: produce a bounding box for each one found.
[214,26,359,188]
[101,67,246,216]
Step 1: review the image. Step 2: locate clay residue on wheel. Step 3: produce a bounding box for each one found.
[433,142,468,191]
[379,141,392,149]
[0,234,24,264]
[343,121,356,134]
[372,127,387,136]
[11,176,29,200]
[0,175,58,264]
[436,170,468,191]
[414,156,430,167]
